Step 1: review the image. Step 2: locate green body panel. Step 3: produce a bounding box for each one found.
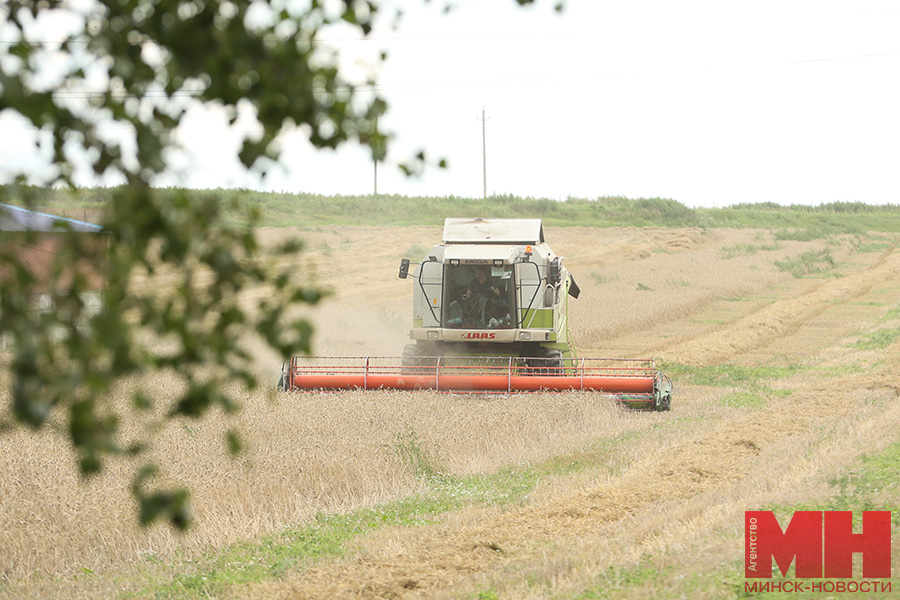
[521,308,553,329]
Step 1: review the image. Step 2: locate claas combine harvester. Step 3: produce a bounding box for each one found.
[281,218,672,410]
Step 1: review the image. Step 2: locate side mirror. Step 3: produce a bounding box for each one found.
[568,273,581,299]
[548,258,560,284]
[398,258,410,279]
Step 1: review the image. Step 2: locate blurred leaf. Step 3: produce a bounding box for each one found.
[226,429,243,455]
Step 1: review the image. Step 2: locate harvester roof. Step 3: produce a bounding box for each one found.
[442,218,544,244]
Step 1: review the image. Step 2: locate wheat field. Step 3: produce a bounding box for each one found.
[1,225,899,599]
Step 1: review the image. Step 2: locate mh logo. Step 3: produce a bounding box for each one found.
[745,511,892,578]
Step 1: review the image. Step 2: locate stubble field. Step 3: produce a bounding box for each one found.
[1,224,899,599]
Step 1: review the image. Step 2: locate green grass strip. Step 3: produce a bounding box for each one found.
[659,363,801,388]
[849,328,900,350]
[128,428,656,600]
[136,472,537,598]
[660,363,801,409]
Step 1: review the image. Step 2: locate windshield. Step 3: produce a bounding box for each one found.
[442,264,516,329]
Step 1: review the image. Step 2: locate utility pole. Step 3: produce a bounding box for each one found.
[477,107,488,199]
[373,115,379,196]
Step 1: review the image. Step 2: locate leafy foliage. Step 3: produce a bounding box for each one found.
[0,0,497,528]
[0,0,389,184]
[0,184,325,528]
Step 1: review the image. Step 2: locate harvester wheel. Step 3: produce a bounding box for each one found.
[545,349,564,376]
[402,344,437,374]
[523,349,564,376]
[401,344,417,360]
[654,375,673,411]
[401,344,418,374]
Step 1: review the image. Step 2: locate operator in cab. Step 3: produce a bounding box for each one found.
[463,266,500,302]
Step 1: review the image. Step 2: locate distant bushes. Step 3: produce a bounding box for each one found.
[3,185,900,232]
[582,196,700,227]
[702,203,900,234]
[728,200,900,214]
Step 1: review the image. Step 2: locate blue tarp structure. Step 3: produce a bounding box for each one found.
[0,203,102,233]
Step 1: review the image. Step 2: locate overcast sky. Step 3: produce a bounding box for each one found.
[3,0,899,207]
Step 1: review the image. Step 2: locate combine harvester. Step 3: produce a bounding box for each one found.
[282,218,672,410]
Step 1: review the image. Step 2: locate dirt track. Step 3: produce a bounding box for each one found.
[2,226,899,599]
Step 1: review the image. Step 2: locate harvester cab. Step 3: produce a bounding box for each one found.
[399,218,579,368]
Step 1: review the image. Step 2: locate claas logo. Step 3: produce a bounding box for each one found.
[461,332,496,339]
[746,511,891,578]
